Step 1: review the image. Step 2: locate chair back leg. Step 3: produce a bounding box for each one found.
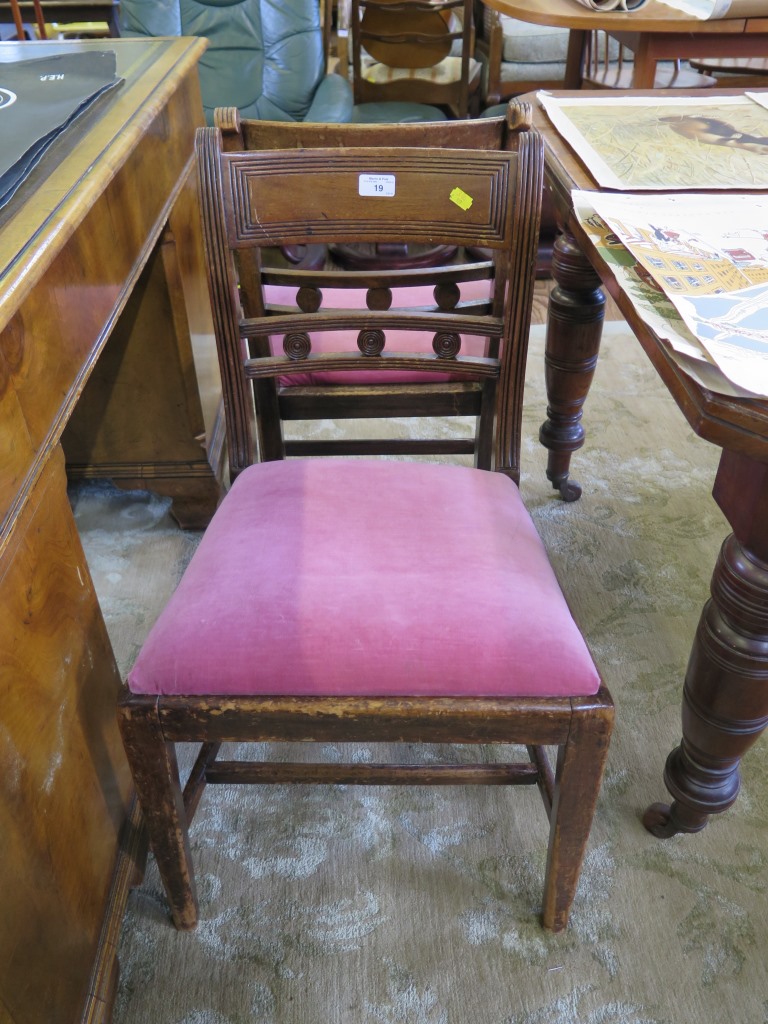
[119,702,199,930]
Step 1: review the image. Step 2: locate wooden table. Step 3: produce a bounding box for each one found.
[527,86,768,841]
[486,0,768,88]
[0,37,223,1024]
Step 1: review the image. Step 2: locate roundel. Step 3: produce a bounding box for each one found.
[0,88,17,110]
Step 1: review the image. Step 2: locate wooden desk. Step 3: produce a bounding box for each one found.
[527,87,768,841]
[486,0,768,88]
[0,37,223,1023]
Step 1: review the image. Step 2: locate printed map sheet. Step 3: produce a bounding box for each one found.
[541,93,768,190]
[573,190,768,395]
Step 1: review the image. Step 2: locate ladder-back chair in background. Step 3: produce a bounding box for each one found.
[214,106,534,465]
[350,0,482,119]
[118,106,614,935]
[7,0,47,37]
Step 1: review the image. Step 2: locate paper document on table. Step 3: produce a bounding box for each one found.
[573,190,768,396]
[655,0,768,18]
[540,93,768,190]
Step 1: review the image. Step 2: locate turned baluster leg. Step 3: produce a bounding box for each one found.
[539,229,605,503]
[644,451,768,838]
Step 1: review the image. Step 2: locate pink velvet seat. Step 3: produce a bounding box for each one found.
[128,459,600,698]
[118,109,613,938]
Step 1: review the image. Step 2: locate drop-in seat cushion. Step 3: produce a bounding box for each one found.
[351,101,448,123]
[127,460,600,699]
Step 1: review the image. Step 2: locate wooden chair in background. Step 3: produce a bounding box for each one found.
[7,0,46,37]
[118,109,613,936]
[213,105,539,464]
[581,30,717,90]
[688,55,768,89]
[349,0,482,119]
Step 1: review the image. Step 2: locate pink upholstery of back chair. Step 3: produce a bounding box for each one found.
[213,107,546,465]
[117,104,614,934]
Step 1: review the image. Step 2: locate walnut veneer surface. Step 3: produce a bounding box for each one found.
[0,37,223,1024]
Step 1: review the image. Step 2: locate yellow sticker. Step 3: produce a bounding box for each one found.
[450,187,473,211]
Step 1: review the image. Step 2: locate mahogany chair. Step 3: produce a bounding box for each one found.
[7,0,46,37]
[349,0,482,119]
[473,4,569,108]
[212,105,541,464]
[118,106,614,935]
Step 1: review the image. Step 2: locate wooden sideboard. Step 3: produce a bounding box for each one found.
[0,38,223,1024]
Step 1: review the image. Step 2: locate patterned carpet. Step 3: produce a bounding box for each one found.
[71,323,768,1024]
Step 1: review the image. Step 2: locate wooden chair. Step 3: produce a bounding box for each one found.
[118,106,614,936]
[213,105,542,464]
[582,30,717,90]
[349,0,482,119]
[473,4,570,108]
[7,0,47,37]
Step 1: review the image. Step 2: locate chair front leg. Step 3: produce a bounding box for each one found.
[541,690,613,932]
[118,700,200,930]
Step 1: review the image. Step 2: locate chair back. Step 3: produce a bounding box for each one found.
[119,0,329,123]
[472,4,569,106]
[349,0,477,117]
[196,105,543,481]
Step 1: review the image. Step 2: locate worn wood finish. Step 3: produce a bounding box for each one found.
[6,0,44,36]
[0,449,130,1023]
[215,107,542,467]
[118,113,614,936]
[526,87,768,838]
[351,0,481,117]
[0,37,222,1024]
[480,0,768,90]
[204,762,543,785]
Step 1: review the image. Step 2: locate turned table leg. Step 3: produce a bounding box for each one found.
[539,229,605,502]
[644,451,768,837]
